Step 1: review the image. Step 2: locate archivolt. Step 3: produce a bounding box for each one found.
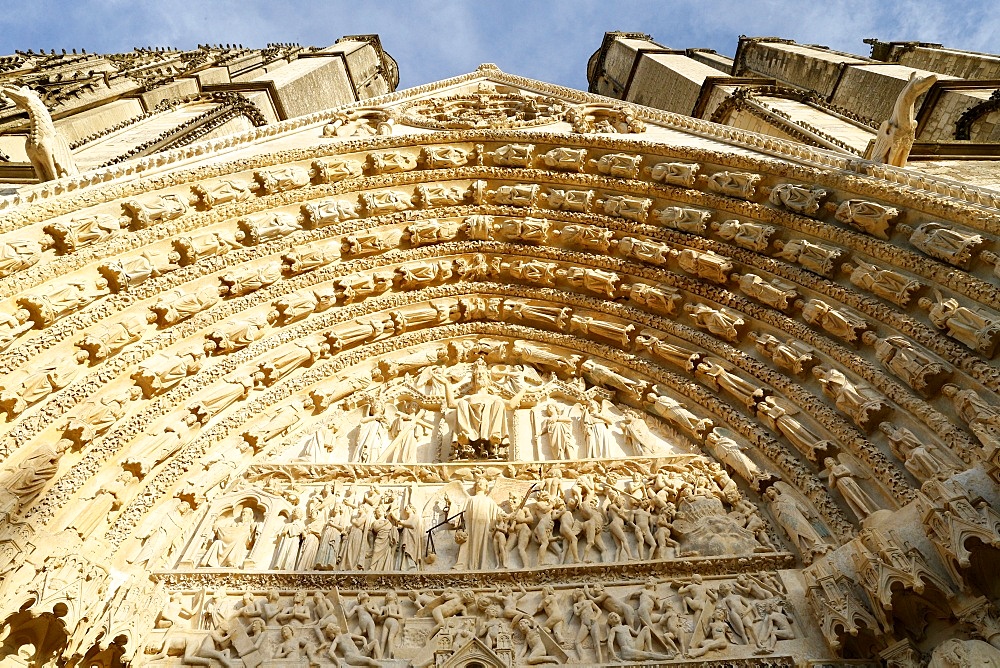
[0,128,996,605]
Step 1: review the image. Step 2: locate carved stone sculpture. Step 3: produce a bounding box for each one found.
[869,333,952,397]
[737,274,800,312]
[768,183,827,216]
[906,222,985,269]
[0,353,82,416]
[813,366,891,431]
[254,165,310,193]
[19,277,109,328]
[589,152,642,178]
[774,238,842,277]
[302,199,361,227]
[705,171,760,199]
[150,284,223,326]
[920,291,1000,358]
[236,211,302,245]
[99,249,180,292]
[538,146,587,171]
[869,71,938,167]
[712,219,775,252]
[174,231,241,265]
[751,332,819,376]
[834,199,899,240]
[802,299,871,344]
[844,259,922,307]
[764,484,831,563]
[192,178,253,208]
[43,214,124,254]
[652,206,710,233]
[123,193,188,228]
[0,85,77,181]
[595,194,650,222]
[685,303,746,342]
[0,238,40,278]
[675,249,732,284]
[645,161,699,187]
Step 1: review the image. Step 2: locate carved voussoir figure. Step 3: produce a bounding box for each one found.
[367,151,418,174]
[487,142,534,167]
[76,311,148,362]
[270,287,337,324]
[589,152,642,178]
[834,199,899,240]
[645,161,699,187]
[596,194,650,222]
[906,222,985,269]
[764,483,831,563]
[802,298,870,344]
[0,353,82,416]
[538,146,588,171]
[624,281,682,315]
[712,218,775,252]
[187,374,255,424]
[302,198,360,227]
[646,387,713,440]
[737,273,800,312]
[705,170,760,200]
[406,218,459,246]
[191,177,253,208]
[132,345,204,397]
[488,183,538,207]
[844,259,922,307]
[768,183,827,216]
[220,262,282,297]
[616,236,670,266]
[253,165,310,193]
[361,190,412,215]
[920,290,1000,358]
[415,183,467,208]
[173,230,241,265]
[281,240,342,276]
[235,211,302,245]
[19,277,109,328]
[540,188,592,213]
[754,332,818,376]
[205,312,273,354]
[150,284,223,326]
[123,193,188,228]
[756,395,834,461]
[311,157,364,183]
[685,302,746,342]
[652,205,711,233]
[813,366,890,431]
[868,333,951,397]
[420,145,470,168]
[43,213,124,254]
[98,249,180,292]
[61,385,142,448]
[676,249,732,284]
[0,238,41,278]
[774,238,842,277]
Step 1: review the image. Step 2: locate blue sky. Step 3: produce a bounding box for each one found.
[2,1,998,91]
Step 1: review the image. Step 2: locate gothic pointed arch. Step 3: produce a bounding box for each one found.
[0,64,997,667]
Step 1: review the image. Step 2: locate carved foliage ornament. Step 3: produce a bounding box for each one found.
[397,88,568,130]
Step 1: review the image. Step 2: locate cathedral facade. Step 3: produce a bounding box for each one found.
[0,31,997,668]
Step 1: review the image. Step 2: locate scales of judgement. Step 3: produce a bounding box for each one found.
[0,59,997,668]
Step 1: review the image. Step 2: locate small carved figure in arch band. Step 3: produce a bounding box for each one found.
[645,161,699,187]
[712,219,775,252]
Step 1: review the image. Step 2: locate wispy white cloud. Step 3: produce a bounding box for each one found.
[1,0,998,90]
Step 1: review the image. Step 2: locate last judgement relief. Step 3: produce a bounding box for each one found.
[0,26,999,668]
